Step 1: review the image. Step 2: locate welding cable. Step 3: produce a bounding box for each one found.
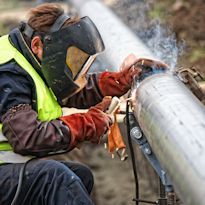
[10,158,36,205]
[126,96,139,205]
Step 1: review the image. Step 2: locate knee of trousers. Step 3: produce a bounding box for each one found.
[76,164,94,189]
[27,159,81,186]
[60,161,94,194]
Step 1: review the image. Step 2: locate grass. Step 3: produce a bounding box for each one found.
[149,2,168,20]
[189,48,205,63]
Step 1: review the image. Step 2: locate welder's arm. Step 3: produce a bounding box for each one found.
[2,104,71,157]
[98,54,168,97]
[64,54,141,108]
[60,97,112,150]
[64,56,139,108]
[2,98,112,156]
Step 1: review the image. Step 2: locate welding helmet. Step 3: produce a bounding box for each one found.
[23,14,105,103]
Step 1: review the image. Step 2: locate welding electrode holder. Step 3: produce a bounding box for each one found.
[134,60,167,83]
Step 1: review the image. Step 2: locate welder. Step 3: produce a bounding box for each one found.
[0,3,167,205]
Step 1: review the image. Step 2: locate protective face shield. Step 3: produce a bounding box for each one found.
[22,15,104,103]
[41,16,105,103]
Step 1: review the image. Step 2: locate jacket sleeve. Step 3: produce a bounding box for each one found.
[64,73,104,109]
[2,104,71,157]
[0,66,73,157]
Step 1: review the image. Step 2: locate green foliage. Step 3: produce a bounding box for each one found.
[148,0,175,20]
[190,48,205,63]
[149,2,167,19]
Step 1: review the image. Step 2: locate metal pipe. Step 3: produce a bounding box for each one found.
[131,73,205,205]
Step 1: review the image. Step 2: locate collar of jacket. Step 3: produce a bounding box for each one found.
[9,28,45,80]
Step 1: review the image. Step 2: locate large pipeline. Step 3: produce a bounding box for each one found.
[132,74,205,205]
[69,0,205,204]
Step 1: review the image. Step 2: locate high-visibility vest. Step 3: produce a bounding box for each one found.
[0,34,62,163]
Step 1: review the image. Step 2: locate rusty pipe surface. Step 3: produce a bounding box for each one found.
[131,73,205,205]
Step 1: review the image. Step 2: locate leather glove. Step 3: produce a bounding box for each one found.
[60,97,112,149]
[98,54,168,97]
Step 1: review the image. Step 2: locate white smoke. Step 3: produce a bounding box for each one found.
[143,19,185,72]
[112,0,185,72]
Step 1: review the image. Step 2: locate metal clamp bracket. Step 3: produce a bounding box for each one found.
[128,113,173,192]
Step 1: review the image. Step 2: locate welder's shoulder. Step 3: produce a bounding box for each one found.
[0,60,34,87]
[0,60,31,77]
[0,60,33,117]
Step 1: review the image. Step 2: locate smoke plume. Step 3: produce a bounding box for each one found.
[111,0,184,72]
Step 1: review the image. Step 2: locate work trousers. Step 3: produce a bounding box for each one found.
[0,159,94,205]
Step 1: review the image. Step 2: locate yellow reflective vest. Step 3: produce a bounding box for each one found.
[0,35,62,163]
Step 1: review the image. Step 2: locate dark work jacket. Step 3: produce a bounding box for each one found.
[0,28,104,157]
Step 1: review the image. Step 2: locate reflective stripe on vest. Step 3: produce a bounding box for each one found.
[0,35,62,163]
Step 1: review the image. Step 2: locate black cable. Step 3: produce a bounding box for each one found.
[126,99,139,205]
[10,158,35,205]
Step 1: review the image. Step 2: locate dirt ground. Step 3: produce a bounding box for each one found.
[1,0,205,205]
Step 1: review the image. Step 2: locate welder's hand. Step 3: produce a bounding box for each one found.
[133,57,169,70]
[98,54,169,97]
[98,54,141,97]
[60,97,112,148]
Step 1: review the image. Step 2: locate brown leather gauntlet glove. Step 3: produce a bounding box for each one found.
[98,54,168,97]
[98,54,141,97]
[60,97,112,149]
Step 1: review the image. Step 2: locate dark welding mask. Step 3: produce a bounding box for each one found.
[22,14,105,103]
